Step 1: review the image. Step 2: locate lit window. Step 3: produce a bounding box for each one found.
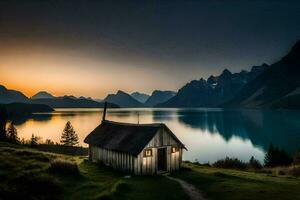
[171,147,178,153]
[144,149,152,157]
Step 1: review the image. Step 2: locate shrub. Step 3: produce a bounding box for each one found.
[248,156,262,169]
[30,134,40,146]
[288,166,300,177]
[0,105,8,141]
[201,162,211,167]
[213,157,247,170]
[257,168,272,174]
[192,161,211,167]
[262,166,300,177]
[277,169,286,175]
[45,139,55,145]
[293,151,300,165]
[48,159,80,176]
[264,144,292,167]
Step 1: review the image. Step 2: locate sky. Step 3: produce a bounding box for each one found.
[0,0,300,98]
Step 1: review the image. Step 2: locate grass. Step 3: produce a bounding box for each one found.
[36,144,88,156]
[48,158,80,176]
[0,142,187,200]
[0,144,62,200]
[112,176,189,200]
[52,160,188,200]
[1,142,300,200]
[261,165,300,177]
[172,162,300,200]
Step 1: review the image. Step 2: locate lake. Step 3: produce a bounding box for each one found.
[14,108,300,163]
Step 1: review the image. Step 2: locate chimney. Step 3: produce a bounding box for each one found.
[102,102,107,121]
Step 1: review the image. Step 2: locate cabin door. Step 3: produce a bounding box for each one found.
[157,147,167,171]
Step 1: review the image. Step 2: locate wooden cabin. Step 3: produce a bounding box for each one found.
[84,104,186,175]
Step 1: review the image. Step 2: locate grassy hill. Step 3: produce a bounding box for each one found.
[0,143,187,200]
[173,162,300,200]
[0,143,300,200]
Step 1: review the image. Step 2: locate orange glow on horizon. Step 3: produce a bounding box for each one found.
[0,44,180,98]
[0,46,115,98]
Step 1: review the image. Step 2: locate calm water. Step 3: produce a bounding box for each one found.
[14,108,300,163]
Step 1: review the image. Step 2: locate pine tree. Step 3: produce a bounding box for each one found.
[45,139,54,145]
[60,121,79,146]
[0,105,8,141]
[30,134,38,146]
[248,156,262,169]
[6,122,19,144]
[264,144,292,167]
[20,138,26,145]
[264,144,275,167]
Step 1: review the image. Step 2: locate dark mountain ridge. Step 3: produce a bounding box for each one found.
[157,64,268,107]
[31,91,54,99]
[226,40,300,108]
[145,90,176,106]
[0,85,29,104]
[131,92,150,103]
[0,86,118,108]
[104,90,144,107]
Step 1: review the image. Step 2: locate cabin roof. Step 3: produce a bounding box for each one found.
[84,120,186,156]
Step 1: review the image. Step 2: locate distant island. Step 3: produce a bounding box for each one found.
[30,96,119,109]
[0,103,53,117]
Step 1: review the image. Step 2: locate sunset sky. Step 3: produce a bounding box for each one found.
[1,0,300,98]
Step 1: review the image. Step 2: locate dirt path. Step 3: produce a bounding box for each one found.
[166,176,207,200]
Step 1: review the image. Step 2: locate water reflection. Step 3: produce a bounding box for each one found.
[176,109,300,154]
[10,113,53,126]
[13,108,300,163]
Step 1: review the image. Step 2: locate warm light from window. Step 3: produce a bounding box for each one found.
[144,149,152,157]
[171,147,178,153]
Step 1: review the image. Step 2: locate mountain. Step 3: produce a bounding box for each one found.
[0,85,29,104]
[31,96,119,108]
[226,40,300,108]
[0,85,118,108]
[31,91,54,99]
[131,92,150,103]
[273,87,300,109]
[145,90,176,106]
[158,65,267,107]
[270,92,300,109]
[104,90,144,107]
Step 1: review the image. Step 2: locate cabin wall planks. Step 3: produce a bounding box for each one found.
[89,127,183,175]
